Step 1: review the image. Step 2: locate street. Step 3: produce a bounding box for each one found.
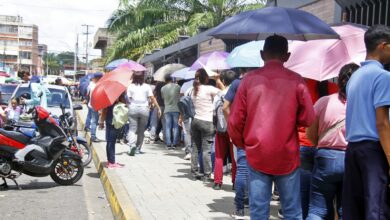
[0,162,113,220]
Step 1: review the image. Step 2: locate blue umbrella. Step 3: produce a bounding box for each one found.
[227,41,265,68]
[171,67,196,80]
[105,58,128,70]
[209,7,339,41]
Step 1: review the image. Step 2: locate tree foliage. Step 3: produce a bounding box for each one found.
[106,0,264,62]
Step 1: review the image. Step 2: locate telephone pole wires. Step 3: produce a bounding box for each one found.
[81,24,93,73]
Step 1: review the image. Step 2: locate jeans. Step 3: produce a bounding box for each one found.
[105,124,119,163]
[191,118,214,175]
[149,108,158,140]
[235,148,248,211]
[155,107,166,141]
[164,112,180,146]
[128,105,149,149]
[85,106,92,129]
[248,166,302,220]
[300,146,316,219]
[89,107,99,139]
[183,118,192,154]
[342,141,390,220]
[214,132,236,185]
[307,148,345,220]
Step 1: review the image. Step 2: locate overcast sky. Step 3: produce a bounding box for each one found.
[0,0,119,59]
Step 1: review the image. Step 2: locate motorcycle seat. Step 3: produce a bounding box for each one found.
[0,129,30,145]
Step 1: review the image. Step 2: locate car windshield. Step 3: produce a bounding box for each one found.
[14,86,70,109]
[0,84,18,104]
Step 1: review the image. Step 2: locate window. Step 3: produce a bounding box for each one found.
[19,40,32,47]
[0,24,18,34]
[19,51,32,59]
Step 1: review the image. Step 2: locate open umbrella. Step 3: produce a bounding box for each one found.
[117,60,146,72]
[90,67,133,111]
[190,51,230,71]
[227,41,265,68]
[171,67,196,80]
[285,24,366,81]
[105,58,128,70]
[79,73,95,97]
[154,63,186,82]
[209,7,339,41]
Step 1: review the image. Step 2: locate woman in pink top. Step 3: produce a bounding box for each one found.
[306,63,359,220]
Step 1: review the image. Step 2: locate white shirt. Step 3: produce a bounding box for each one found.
[191,85,220,122]
[127,83,153,107]
[87,81,96,108]
[180,80,194,95]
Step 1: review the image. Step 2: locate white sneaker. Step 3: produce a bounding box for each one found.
[184,153,191,160]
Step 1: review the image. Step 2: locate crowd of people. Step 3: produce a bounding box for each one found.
[84,25,390,220]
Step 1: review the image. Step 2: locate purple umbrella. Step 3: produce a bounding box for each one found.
[117,60,146,72]
[190,51,230,71]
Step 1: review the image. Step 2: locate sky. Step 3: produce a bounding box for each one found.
[0,0,119,59]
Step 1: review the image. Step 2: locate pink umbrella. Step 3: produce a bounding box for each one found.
[117,60,146,72]
[285,24,366,81]
[190,51,230,71]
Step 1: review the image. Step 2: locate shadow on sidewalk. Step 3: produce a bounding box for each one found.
[206,196,236,217]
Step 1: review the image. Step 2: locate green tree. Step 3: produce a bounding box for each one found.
[43,53,61,75]
[57,51,78,66]
[106,0,264,62]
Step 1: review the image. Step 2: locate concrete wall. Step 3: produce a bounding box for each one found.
[298,0,340,24]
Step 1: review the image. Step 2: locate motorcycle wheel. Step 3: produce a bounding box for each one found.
[77,142,92,167]
[50,156,84,185]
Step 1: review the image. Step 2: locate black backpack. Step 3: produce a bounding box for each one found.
[178,89,195,120]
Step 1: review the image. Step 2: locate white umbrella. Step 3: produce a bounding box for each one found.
[154,63,186,82]
[171,67,196,80]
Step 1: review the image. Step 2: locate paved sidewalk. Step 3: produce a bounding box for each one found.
[79,106,280,219]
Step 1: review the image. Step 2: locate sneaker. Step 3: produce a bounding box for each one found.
[231,209,245,220]
[135,147,142,154]
[184,153,191,160]
[128,146,137,156]
[278,209,284,219]
[91,137,102,143]
[106,162,124,169]
[213,183,222,190]
[165,145,172,150]
[123,139,129,144]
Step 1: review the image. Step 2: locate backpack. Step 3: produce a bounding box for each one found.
[178,89,195,120]
[213,95,227,133]
[112,103,129,129]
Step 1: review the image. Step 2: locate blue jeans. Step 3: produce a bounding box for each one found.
[307,149,345,220]
[235,148,248,211]
[248,166,302,219]
[105,124,119,163]
[89,107,99,139]
[164,112,180,146]
[85,107,92,129]
[300,146,316,219]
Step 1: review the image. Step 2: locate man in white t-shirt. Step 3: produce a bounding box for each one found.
[85,73,102,142]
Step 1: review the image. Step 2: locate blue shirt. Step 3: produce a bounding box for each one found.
[346,60,390,142]
[225,79,241,102]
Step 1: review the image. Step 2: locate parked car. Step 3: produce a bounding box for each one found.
[0,83,18,109]
[10,83,79,134]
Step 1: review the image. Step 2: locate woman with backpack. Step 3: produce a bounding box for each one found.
[190,68,224,181]
[99,93,127,169]
[127,72,162,156]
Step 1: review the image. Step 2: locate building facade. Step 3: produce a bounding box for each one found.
[93,28,116,59]
[0,15,39,75]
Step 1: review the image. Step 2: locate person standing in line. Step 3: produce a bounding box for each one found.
[86,73,103,142]
[99,93,126,169]
[179,79,194,160]
[213,70,237,190]
[306,63,359,220]
[161,74,181,149]
[228,35,315,219]
[127,72,161,156]
[150,81,166,143]
[190,68,222,180]
[343,25,390,220]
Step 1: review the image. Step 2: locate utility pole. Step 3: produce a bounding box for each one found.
[82,24,93,73]
[73,34,78,82]
[46,52,49,75]
[2,40,6,71]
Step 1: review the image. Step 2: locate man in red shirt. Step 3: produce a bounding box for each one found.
[228,35,315,219]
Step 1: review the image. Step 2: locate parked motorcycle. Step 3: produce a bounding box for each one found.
[0,106,84,189]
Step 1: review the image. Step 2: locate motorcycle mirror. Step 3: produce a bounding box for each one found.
[37,91,43,98]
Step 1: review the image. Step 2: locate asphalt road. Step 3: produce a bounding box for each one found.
[0,162,113,220]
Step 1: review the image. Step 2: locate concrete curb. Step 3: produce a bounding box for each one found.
[76,110,140,220]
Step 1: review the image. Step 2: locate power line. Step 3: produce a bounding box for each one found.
[82,24,93,71]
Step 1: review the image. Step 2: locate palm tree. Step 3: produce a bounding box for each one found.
[106,0,265,62]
